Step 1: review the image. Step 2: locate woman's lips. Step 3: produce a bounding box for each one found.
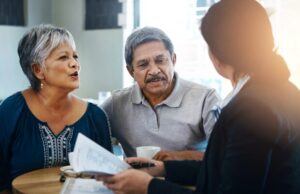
[70,71,79,80]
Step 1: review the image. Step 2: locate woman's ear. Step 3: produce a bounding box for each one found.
[31,64,44,80]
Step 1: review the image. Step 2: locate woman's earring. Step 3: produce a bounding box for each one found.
[40,82,44,89]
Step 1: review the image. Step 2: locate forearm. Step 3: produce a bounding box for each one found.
[154,150,204,161]
[148,178,198,194]
[175,151,204,160]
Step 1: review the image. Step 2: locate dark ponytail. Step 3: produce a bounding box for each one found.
[200,0,290,82]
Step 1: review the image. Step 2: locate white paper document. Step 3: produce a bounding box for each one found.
[72,133,130,176]
[60,178,113,194]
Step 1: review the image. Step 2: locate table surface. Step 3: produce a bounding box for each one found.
[12,166,195,194]
[12,167,63,194]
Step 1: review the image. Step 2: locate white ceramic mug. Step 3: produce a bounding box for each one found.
[136,146,161,159]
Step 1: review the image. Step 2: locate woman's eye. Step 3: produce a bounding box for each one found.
[58,55,68,60]
[73,55,79,60]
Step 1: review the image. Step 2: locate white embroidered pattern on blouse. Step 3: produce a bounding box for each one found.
[39,124,74,167]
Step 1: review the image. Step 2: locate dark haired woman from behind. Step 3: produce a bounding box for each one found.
[96,1,300,194]
[0,24,112,193]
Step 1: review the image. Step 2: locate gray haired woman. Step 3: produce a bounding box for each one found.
[0,24,112,192]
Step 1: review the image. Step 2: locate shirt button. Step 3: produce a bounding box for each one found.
[153,128,159,132]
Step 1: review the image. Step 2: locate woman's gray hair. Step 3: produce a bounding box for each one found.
[125,26,174,67]
[17,24,76,91]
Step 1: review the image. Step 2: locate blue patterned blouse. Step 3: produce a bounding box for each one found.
[0,92,112,191]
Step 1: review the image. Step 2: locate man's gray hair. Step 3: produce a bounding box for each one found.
[17,24,76,91]
[125,27,174,67]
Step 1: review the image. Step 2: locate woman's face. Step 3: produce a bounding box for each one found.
[41,42,80,91]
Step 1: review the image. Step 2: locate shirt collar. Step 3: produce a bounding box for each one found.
[211,75,250,121]
[218,75,250,109]
[131,72,183,108]
[131,83,144,104]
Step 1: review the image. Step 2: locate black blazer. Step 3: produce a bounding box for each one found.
[148,77,300,194]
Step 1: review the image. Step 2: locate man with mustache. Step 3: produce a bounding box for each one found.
[102,27,220,161]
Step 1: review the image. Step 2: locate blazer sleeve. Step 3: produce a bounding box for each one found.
[164,160,202,185]
[217,97,280,194]
[148,178,198,194]
[148,160,202,194]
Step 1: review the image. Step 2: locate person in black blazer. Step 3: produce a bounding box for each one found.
[97,0,300,193]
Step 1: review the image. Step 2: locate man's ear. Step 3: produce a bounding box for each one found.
[31,64,44,80]
[171,53,177,67]
[126,65,134,78]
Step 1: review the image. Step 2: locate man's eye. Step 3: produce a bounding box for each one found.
[156,58,168,64]
[73,54,79,60]
[138,63,148,68]
[156,59,164,63]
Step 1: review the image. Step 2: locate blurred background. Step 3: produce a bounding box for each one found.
[0,0,299,101]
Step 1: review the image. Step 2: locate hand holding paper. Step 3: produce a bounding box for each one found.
[72,133,130,176]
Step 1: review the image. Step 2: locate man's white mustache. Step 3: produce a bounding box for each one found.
[145,76,166,83]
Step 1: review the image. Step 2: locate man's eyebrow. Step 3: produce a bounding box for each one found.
[136,58,149,64]
[155,54,165,58]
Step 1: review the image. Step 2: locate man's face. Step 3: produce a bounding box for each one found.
[128,41,176,99]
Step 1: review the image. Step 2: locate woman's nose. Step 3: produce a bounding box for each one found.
[69,58,80,69]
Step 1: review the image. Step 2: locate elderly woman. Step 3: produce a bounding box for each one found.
[97,0,300,194]
[0,24,112,192]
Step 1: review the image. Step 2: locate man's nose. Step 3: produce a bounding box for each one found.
[148,63,160,74]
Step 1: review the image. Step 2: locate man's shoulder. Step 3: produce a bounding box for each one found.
[111,86,134,98]
[179,78,214,93]
[108,85,138,105]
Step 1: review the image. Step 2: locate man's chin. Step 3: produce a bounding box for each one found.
[144,86,168,96]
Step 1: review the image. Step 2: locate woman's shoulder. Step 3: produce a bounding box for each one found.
[78,101,111,135]
[0,91,25,112]
[73,96,107,118]
[86,102,107,118]
[0,91,27,137]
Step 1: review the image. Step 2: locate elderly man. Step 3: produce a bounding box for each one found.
[102,27,220,160]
